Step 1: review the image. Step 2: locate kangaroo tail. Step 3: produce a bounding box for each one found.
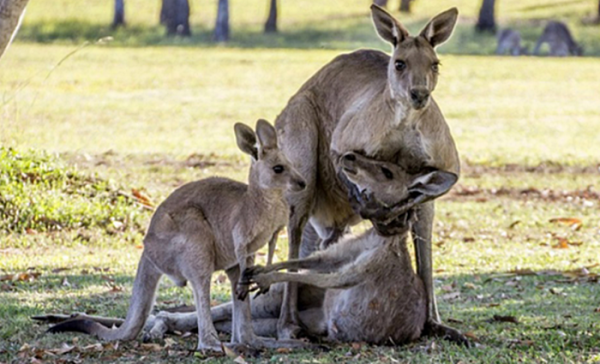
[48,255,162,341]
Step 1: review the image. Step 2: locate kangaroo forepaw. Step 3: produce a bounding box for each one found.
[241,265,267,284]
[424,320,470,347]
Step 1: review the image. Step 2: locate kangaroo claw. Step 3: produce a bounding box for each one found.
[424,320,470,347]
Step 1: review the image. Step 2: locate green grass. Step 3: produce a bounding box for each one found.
[1,0,600,362]
[12,0,600,55]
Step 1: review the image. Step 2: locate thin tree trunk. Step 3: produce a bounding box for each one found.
[0,0,30,59]
[399,0,411,13]
[161,0,191,36]
[264,0,277,33]
[597,0,600,21]
[373,0,388,7]
[112,0,125,29]
[475,0,496,33]
[214,0,229,42]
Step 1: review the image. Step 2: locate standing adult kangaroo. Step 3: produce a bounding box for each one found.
[275,5,462,341]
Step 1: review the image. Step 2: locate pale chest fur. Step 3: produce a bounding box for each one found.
[237,197,288,255]
[331,102,433,169]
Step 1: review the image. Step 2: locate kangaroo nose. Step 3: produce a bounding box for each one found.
[343,153,356,162]
[410,89,430,107]
[297,180,306,189]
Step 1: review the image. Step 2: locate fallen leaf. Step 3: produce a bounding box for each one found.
[222,344,238,359]
[447,318,464,324]
[108,285,123,293]
[594,307,600,313]
[141,343,162,351]
[132,188,154,208]
[464,331,479,341]
[553,238,570,249]
[491,315,519,324]
[549,217,582,230]
[463,282,478,290]
[509,268,537,276]
[51,267,70,273]
[276,348,292,354]
[0,271,41,282]
[81,343,103,351]
[508,220,521,229]
[25,228,38,235]
[351,342,362,351]
[441,291,460,300]
[164,338,176,349]
[48,343,75,355]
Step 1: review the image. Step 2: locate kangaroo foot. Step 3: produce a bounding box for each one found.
[424,320,470,347]
[196,340,223,353]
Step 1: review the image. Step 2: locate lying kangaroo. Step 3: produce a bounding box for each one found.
[273,5,461,340]
[47,120,307,351]
[533,21,583,57]
[495,29,528,56]
[40,152,457,345]
[242,152,457,344]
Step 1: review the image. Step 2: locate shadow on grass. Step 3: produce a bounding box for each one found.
[2,269,598,357]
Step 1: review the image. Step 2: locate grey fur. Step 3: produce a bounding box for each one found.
[47,120,307,351]
[272,5,461,340]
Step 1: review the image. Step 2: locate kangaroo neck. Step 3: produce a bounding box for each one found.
[384,83,421,128]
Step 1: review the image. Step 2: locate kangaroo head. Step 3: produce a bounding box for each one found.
[371,5,458,110]
[234,119,306,193]
[340,151,457,210]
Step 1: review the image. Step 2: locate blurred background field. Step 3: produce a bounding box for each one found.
[1,0,599,363]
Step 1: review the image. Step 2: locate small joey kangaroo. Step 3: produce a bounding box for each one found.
[47,119,307,351]
[241,152,458,344]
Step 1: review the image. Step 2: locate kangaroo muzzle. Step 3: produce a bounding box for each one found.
[409,88,430,109]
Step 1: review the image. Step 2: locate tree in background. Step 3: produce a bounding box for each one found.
[264,0,277,33]
[372,0,388,7]
[160,0,191,36]
[0,0,30,58]
[214,0,229,42]
[475,0,496,33]
[112,0,125,29]
[399,0,412,13]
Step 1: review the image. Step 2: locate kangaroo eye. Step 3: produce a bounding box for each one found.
[381,167,394,180]
[432,63,440,73]
[273,165,284,174]
[395,60,406,71]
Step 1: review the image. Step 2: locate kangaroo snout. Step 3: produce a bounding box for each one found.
[289,174,306,192]
[340,152,359,174]
[409,88,430,109]
[296,179,307,190]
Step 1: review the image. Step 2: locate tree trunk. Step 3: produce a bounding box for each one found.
[597,0,600,21]
[475,0,496,33]
[372,0,388,7]
[214,0,229,42]
[399,0,411,13]
[161,0,191,36]
[0,0,30,59]
[112,0,125,29]
[264,0,277,33]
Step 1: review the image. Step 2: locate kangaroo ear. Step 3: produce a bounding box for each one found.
[419,8,458,48]
[371,4,409,47]
[408,170,458,199]
[255,119,278,151]
[234,122,258,160]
